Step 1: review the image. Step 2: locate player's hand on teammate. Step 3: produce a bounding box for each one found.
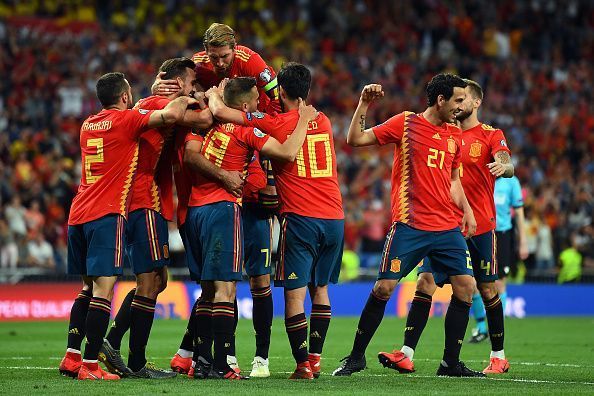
[221,170,246,198]
[153,71,182,96]
[298,98,318,121]
[486,161,510,177]
[360,84,384,105]
[191,91,207,109]
[461,210,477,239]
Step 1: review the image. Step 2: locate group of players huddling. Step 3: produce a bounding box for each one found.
[58,22,515,381]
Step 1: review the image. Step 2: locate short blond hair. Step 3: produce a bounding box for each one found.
[463,78,484,100]
[203,23,236,49]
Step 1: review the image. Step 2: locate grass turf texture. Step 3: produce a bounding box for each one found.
[0,317,593,394]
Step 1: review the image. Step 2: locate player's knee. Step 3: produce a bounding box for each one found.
[373,280,397,300]
[249,275,270,290]
[416,274,437,296]
[451,275,475,303]
[478,282,497,300]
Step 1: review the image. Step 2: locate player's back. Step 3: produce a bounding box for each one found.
[69,108,152,225]
[129,95,175,221]
[242,109,343,220]
[189,122,269,207]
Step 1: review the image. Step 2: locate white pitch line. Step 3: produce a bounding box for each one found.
[278,371,594,386]
[1,366,593,386]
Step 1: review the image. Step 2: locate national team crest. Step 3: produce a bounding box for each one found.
[470,141,482,161]
[447,137,456,154]
[390,258,401,273]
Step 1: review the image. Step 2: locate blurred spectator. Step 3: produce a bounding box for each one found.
[26,232,55,270]
[0,218,17,269]
[359,199,388,268]
[558,236,583,284]
[535,219,554,274]
[4,196,27,239]
[0,0,591,277]
[24,200,44,236]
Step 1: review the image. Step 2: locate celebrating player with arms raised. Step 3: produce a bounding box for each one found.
[333,74,484,378]
[383,79,514,376]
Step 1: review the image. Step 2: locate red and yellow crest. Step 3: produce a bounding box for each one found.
[447,137,456,154]
[469,142,482,162]
[390,258,401,273]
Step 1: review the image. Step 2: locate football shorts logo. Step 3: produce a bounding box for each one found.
[390,258,401,273]
[447,137,456,154]
[469,142,482,162]
[138,109,150,115]
[288,272,298,280]
[259,68,272,83]
[253,128,266,138]
[163,244,169,259]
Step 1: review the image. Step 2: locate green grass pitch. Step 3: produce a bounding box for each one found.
[1,317,593,394]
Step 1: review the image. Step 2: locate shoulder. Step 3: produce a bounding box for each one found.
[135,95,169,110]
[192,51,209,64]
[235,45,256,63]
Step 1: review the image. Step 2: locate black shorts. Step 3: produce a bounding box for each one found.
[495,229,513,278]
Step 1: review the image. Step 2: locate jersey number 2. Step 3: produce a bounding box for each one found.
[84,138,104,184]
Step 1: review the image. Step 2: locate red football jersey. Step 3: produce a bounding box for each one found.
[188,122,270,207]
[129,96,175,221]
[454,123,511,235]
[243,152,267,204]
[68,108,154,225]
[372,112,462,231]
[192,45,280,113]
[241,110,344,220]
[173,130,202,227]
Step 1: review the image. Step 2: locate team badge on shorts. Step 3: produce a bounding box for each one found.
[163,244,169,259]
[390,258,401,273]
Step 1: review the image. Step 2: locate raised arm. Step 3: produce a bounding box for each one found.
[450,168,477,238]
[347,84,384,147]
[488,150,514,178]
[259,99,317,162]
[148,96,197,128]
[183,139,244,197]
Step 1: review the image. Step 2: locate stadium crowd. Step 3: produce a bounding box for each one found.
[0,0,592,280]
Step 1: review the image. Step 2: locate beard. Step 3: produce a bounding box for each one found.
[455,108,472,121]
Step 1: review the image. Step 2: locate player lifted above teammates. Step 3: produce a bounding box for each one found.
[154,23,280,113]
[187,76,317,380]
[59,72,195,381]
[207,63,345,380]
[98,58,213,379]
[380,79,514,376]
[332,74,485,378]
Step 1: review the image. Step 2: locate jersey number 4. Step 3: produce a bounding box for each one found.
[296,133,333,178]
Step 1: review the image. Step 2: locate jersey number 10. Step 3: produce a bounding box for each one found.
[296,133,333,178]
